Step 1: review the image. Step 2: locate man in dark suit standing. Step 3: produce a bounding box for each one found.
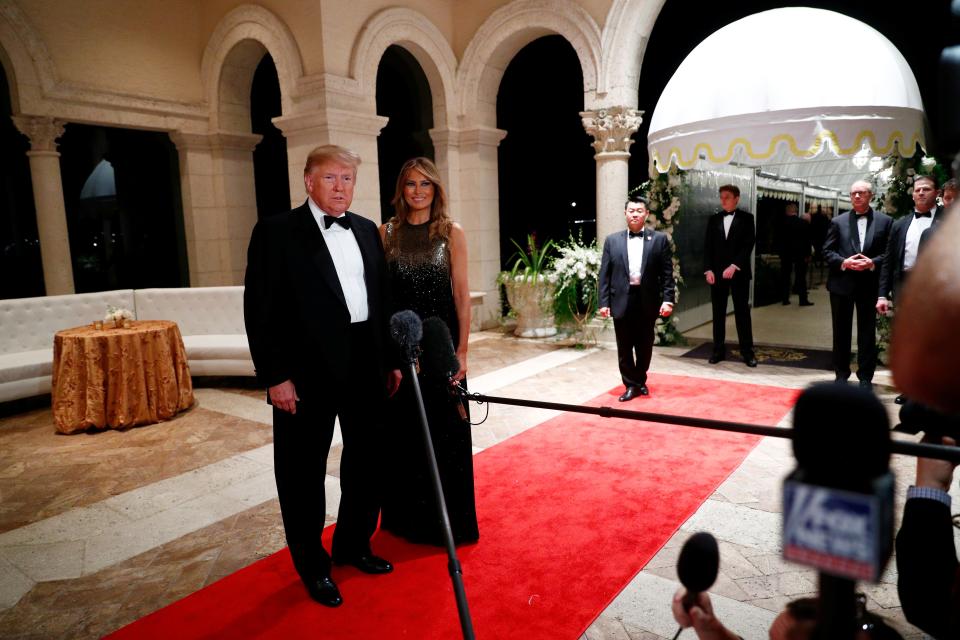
[823,180,892,390]
[877,175,943,315]
[244,145,401,607]
[703,184,757,367]
[777,202,814,306]
[599,194,676,401]
[877,174,943,403]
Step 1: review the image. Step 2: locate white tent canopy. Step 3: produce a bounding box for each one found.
[647,7,926,192]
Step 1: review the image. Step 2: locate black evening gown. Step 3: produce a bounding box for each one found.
[380,220,479,545]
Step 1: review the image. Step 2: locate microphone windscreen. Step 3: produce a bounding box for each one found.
[421,317,461,379]
[676,532,719,594]
[390,310,422,347]
[792,383,890,488]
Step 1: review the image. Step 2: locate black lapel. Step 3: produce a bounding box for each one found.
[294,204,348,310]
[639,229,653,279]
[848,212,861,253]
[618,230,630,278]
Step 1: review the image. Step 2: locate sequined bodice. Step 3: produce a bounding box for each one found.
[384,221,457,343]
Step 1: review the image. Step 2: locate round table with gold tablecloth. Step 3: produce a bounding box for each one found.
[52,320,195,433]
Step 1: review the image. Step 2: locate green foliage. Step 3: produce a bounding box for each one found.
[499,234,556,284]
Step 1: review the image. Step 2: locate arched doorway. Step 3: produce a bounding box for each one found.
[251,53,290,218]
[496,35,594,267]
[57,124,188,293]
[0,62,43,299]
[375,44,434,222]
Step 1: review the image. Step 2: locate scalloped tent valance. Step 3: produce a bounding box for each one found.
[647,7,926,191]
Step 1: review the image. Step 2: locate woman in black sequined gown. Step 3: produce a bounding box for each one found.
[378,157,479,546]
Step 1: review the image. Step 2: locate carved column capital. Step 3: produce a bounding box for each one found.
[580,107,643,155]
[12,116,66,153]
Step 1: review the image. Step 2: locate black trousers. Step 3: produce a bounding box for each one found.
[613,286,658,387]
[829,290,877,382]
[710,275,754,356]
[272,321,385,582]
[780,255,808,301]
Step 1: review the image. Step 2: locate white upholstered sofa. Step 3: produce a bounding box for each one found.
[0,286,253,403]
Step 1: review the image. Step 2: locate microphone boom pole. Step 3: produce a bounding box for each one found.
[456,390,960,463]
[391,311,475,640]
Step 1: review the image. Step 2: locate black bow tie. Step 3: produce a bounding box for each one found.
[629,231,643,238]
[324,214,351,230]
[723,211,735,217]
[914,211,932,219]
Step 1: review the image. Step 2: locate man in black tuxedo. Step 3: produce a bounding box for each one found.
[877,174,944,403]
[244,145,401,607]
[599,194,676,401]
[703,184,756,367]
[823,180,892,390]
[777,202,814,306]
[877,175,944,315]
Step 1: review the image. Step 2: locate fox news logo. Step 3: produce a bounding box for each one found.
[782,481,883,581]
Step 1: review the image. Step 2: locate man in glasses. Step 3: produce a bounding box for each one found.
[822,180,893,390]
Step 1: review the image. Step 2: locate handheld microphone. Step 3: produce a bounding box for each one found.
[677,532,720,610]
[784,383,893,639]
[390,310,423,365]
[420,317,461,380]
[672,532,719,640]
[421,317,467,422]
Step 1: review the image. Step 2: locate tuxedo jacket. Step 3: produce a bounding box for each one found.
[598,228,675,320]
[243,202,392,389]
[879,205,944,300]
[703,209,755,280]
[822,209,892,298]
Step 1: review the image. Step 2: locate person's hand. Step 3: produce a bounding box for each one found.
[660,302,674,318]
[916,436,958,491]
[876,298,890,315]
[705,271,716,285]
[598,306,611,319]
[721,265,738,280]
[386,369,402,397]
[269,380,299,414]
[452,351,467,383]
[843,254,870,271]
[671,589,741,640]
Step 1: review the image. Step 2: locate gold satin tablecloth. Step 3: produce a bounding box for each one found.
[52,320,195,433]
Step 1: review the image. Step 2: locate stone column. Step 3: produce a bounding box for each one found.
[12,116,74,295]
[170,131,261,286]
[580,107,644,243]
[442,125,507,329]
[273,110,388,222]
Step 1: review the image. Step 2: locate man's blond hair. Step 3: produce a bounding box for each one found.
[303,145,361,175]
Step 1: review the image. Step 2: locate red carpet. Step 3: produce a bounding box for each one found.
[107,373,797,639]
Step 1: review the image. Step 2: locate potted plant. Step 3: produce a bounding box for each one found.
[498,235,558,338]
[552,235,604,346]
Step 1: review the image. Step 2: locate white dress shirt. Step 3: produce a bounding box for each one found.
[307,198,369,323]
[627,231,643,285]
[856,213,868,249]
[904,209,935,271]
[722,211,734,238]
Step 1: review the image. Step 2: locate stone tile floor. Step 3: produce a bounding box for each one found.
[0,301,953,639]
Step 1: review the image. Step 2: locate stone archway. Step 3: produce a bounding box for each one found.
[175,4,304,285]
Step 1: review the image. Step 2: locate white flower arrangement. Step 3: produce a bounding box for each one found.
[105,305,134,323]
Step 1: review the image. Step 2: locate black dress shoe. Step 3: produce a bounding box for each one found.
[637,384,649,396]
[859,380,874,391]
[834,376,849,385]
[743,355,758,367]
[708,353,724,364]
[782,299,791,305]
[306,576,343,607]
[799,300,814,306]
[619,386,640,402]
[894,394,907,404]
[333,554,393,574]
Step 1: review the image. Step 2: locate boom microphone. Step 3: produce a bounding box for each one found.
[421,317,461,380]
[672,532,719,640]
[390,310,423,364]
